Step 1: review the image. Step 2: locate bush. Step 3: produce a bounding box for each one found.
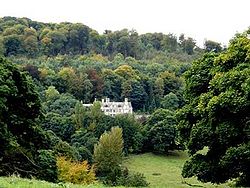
[117,169,149,187]
[57,156,96,184]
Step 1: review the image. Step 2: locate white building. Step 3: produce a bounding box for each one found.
[82,98,133,117]
[101,98,133,116]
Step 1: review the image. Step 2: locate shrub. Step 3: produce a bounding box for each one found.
[57,156,96,184]
[117,169,149,187]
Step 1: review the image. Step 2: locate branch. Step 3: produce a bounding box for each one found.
[18,149,41,169]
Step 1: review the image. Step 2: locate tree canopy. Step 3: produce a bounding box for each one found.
[177,31,250,186]
[0,57,57,181]
[0,16,203,59]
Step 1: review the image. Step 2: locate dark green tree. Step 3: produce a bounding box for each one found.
[148,117,176,153]
[130,80,147,111]
[204,40,222,53]
[179,34,196,55]
[3,34,23,56]
[0,57,57,181]
[147,108,174,126]
[177,32,250,186]
[146,109,177,153]
[114,115,144,154]
[161,92,179,110]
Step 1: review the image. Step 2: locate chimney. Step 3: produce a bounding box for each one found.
[102,99,104,103]
[125,98,128,104]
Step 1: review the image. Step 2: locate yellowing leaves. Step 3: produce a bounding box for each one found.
[57,156,96,184]
[114,64,140,80]
[58,67,76,80]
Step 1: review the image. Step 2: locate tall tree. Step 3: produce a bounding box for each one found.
[0,57,56,181]
[23,27,39,57]
[179,34,196,55]
[94,127,124,183]
[177,32,250,186]
[3,34,23,56]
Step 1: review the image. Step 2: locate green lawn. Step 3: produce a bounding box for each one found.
[123,151,230,188]
[0,176,105,188]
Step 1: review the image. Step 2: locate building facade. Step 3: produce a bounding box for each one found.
[82,98,133,116]
[100,98,133,116]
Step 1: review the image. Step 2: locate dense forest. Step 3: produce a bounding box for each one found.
[0,16,214,58]
[0,16,249,187]
[0,16,210,111]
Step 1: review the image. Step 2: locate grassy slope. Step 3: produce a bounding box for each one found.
[124,151,229,188]
[0,176,105,188]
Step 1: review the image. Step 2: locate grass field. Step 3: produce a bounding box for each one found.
[124,151,230,188]
[0,176,105,188]
[0,151,231,188]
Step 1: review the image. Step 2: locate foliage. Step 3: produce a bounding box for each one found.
[94,127,123,184]
[71,129,98,162]
[147,108,174,126]
[0,16,202,59]
[161,92,179,110]
[148,118,176,153]
[57,156,96,185]
[204,40,222,53]
[10,52,190,112]
[177,31,250,186]
[0,57,55,181]
[42,91,78,142]
[114,115,144,154]
[117,169,149,187]
[0,16,211,185]
[73,101,86,130]
[37,150,58,182]
[146,109,177,153]
[42,112,75,142]
[53,140,80,160]
[179,34,196,55]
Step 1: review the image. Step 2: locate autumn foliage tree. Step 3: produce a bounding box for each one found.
[57,156,96,184]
